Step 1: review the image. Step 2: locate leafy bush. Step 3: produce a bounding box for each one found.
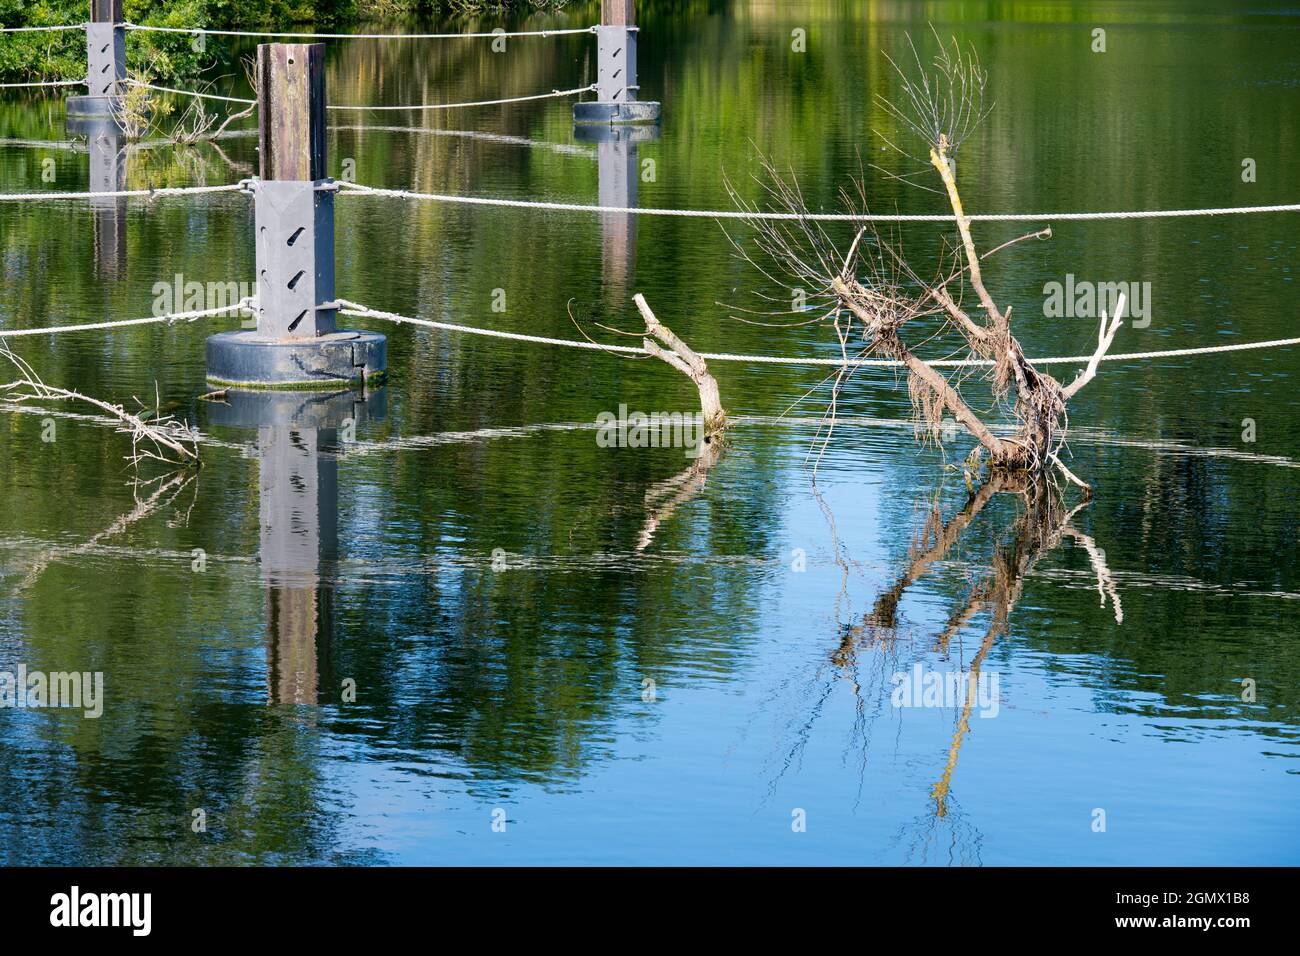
[0,0,565,82]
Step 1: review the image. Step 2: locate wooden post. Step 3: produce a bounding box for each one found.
[254,43,334,339]
[576,0,659,124]
[91,0,122,21]
[257,43,327,182]
[603,0,635,26]
[207,42,386,389]
[87,0,124,95]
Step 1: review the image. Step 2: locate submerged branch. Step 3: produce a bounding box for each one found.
[634,293,728,436]
[1,341,200,466]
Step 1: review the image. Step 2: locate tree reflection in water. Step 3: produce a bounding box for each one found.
[782,472,1123,863]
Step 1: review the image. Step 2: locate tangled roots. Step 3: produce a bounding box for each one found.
[908,370,947,444]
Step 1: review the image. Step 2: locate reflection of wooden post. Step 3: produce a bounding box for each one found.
[88,125,127,279]
[261,421,337,705]
[574,123,659,297]
[207,391,380,705]
[599,133,637,297]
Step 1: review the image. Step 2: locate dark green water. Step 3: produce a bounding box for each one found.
[0,0,1298,864]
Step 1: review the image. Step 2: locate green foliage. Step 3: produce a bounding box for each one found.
[0,0,568,81]
[0,2,87,82]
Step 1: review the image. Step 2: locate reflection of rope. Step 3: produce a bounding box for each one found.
[338,181,1300,223]
[330,125,595,157]
[124,22,594,39]
[0,182,247,202]
[0,300,250,339]
[122,79,594,111]
[125,78,255,105]
[336,299,1300,367]
[0,79,83,88]
[326,85,595,111]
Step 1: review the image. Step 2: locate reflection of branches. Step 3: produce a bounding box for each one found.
[637,440,722,550]
[1062,526,1124,624]
[781,471,1126,862]
[835,479,1001,669]
[17,470,196,591]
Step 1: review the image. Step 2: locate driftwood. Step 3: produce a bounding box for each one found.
[633,293,727,437]
[0,340,200,466]
[729,33,1122,489]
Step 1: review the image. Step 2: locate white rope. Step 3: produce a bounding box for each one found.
[337,181,1300,223]
[0,24,85,34]
[0,182,247,202]
[0,79,83,89]
[123,22,594,40]
[125,78,256,105]
[336,299,1300,368]
[0,300,250,339]
[325,85,595,111]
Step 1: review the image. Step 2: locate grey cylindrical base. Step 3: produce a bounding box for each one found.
[573,101,661,125]
[206,330,387,390]
[66,95,121,119]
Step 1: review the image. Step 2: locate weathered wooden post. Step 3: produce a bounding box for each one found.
[66,0,125,119]
[574,0,660,125]
[206,43,386,389]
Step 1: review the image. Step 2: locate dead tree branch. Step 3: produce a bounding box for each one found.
[634,293,728,436]
[730,33,1116,486]
[1,341,200,467]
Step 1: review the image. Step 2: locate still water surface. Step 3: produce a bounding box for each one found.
[1,1,1298,864]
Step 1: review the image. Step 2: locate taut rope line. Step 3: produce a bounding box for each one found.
[337,181,1300,223]
[325,85,596,111]
[122,23,594,40]
[0,183,248,202]
[124,79,256,105]
[0,24,85,33]
[0,301,252,339]
[334,300,1300,368]
[0,80,84,89]
[3,296,1297,368]
[121,78,595,111]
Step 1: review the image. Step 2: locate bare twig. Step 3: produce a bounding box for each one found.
[1,341,200,466]
[1062,293,1126,400]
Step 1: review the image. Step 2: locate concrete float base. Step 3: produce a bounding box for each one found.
[66,95,123,119]
[205,330,387,390]
[573,101,661,125]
